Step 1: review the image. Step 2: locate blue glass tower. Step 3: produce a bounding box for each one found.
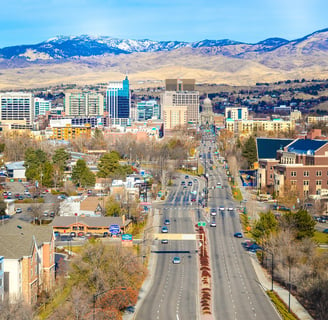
[106,76,130,121]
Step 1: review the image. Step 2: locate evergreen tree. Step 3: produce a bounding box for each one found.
[72,159,95,188]
[242,136,257,168]
[252,211,278,241]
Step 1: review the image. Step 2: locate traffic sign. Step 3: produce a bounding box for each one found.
[109,224,121,234]
[198,221,206,227]
[122,234,133,241]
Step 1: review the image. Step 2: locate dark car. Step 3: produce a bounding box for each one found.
[247,243,262,252]
[164,219,170,225]
[161,239,168,244]
[188,181,192,186]
[234,232,243,238]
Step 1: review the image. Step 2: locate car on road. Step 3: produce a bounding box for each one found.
[219,206,225,211]
[181,181,185,186]
[210,208,217,216]
[164,219,170,225]
[194,178,198,182]
[15,208,22,214]
[161,226,168,233]
[172,256,181,264]
[210,220,216,227]
[228,207,234,211]
[234,232,243,238]
[188,181,192,186]
[185,175,189,179]
[161,239,169,244]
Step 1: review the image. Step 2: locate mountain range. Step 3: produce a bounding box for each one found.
[1,28,328,89]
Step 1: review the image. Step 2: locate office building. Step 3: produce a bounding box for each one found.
[106,76,130,124]
[64,91,104,116]
[161,90,199,125]
[0,92,34,126]
[225,106,248,121]
[163,105,188,131]
[137,100,160,121]
[34,98,51,116]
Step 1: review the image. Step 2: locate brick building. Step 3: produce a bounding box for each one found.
[0,220,55,304]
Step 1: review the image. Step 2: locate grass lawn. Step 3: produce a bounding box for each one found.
[231,186,243,201]
[267,291,299,320]
[312,230,328,244]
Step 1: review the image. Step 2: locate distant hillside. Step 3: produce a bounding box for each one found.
[0,28,328,89]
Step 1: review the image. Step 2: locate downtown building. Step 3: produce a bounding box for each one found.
[106,76,131,127]
[64,91,104,116]
[161,79,199,132]
[34,97,51,116]
[137,100,160,121]
[0,92,34,129]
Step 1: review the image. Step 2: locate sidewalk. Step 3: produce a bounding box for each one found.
[251,256,313,320]
[236,179,313,320]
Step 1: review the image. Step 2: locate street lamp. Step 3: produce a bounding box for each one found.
[93,287,126,320]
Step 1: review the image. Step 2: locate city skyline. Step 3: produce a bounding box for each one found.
[1,0,327,48]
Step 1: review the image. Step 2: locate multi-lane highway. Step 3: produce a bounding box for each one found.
[136,178,200,320]
[201,137,280,320]
[137,132,279,320]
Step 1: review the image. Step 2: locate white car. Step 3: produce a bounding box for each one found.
[219,206,225,211]
[15,208,22,214]
[210,209,217,216]
[228,207,234,211]
[172,257,181,264]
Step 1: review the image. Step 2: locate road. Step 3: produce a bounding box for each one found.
[202,138,280,320]
[136,177,199,320]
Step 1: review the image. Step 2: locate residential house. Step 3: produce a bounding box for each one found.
[0,220,55,304]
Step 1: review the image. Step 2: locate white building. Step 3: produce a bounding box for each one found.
[225,106,249,121]
[65,91,104,116]
[0,92,34,127]
[5,161,26,180]
[34,98,51,116]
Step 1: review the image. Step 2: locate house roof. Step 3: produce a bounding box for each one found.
[256,138,294,160]
[0,219,53,259]
[51,216,131,228]
[287,139,328,155]
[80,196,108,212]
[5,161,25,171]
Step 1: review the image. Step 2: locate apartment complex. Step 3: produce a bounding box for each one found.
[225,106,248,121]
[106,76,130,123]
[0,220,55,304]
[50,123,92,140]
[257,138,328,198]
[0,92,34,127]
[64,91,104,116]
[34,97,51,116]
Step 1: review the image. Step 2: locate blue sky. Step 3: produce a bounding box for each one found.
[1,0,327,47]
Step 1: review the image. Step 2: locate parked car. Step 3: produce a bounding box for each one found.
[15,208,22,214]
[70,232,76,237]
[77,232,84,237]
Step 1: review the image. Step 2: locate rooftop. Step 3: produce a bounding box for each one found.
[287,139,328,155]
[256,138,294,160]
[0,219,53,259]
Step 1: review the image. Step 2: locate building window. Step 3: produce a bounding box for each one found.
[303,171,309,177]
[316,171,322,176]
[303,180,309,186]
[291,180,297,185]
[291,171,296,177]
[316,180,322,186]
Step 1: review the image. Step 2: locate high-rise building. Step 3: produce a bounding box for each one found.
[137,100,160,121]
[106,76,130,124]
[161,90,199,125]
[34,97,51,116]
[163,105,188,131]
[64,91,104,116]
[0,92,34,127]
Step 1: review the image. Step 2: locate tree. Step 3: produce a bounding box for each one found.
[252,211,278,241]
[24,148,49,185]
[242,136,257,168]
[105,196,122,217]
[52,148,69,171]
[97,152,120,178]
[71,159,95,188]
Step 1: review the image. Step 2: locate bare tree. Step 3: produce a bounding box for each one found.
[0,295,33,320]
